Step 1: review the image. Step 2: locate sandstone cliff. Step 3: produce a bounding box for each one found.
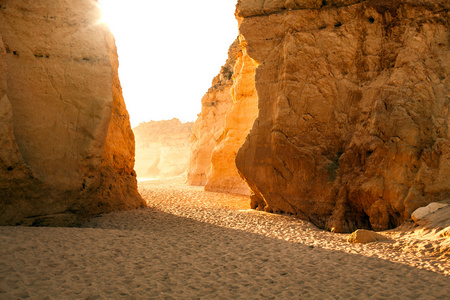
[187,39,239,186]
[205,38,258,195]
[235,0,450,232]
[134,119,192,178]
[0,0,145,226]
[188,38,258,195]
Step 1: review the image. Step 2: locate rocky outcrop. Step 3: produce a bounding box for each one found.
[0,0,145,226]
[188,39,239,186]
[205,38,259,195]
[134,119,192,178]
[235,0,450,232]
[411,201,449,224]
[188,37,258,195]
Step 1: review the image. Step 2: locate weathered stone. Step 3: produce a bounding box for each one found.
[205,37,258,195]
[411,202,449,223]
[0,0,145,226]
[236,0,449,18]
[188,39,239,186]
[134,119,192,178]
[347,229,388,244]
[235,0,450,232]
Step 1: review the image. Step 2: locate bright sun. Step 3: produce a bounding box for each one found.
[96,1,117,29]
[96,0,239,128]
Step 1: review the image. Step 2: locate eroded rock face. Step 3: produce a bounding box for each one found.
[0,0,145,226]
[205,37,259,195]
[235,0,450,232]
[134,119,192,178]
[187,39,239,186]
[188,37,258,195]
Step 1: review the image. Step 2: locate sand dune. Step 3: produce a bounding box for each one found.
[0,175,449,299]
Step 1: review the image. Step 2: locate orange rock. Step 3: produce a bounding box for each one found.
[205,38,259,195]
[235,0,450,232]
[347,229,388,244]
[188,36,259,195]
[187,39,239,186]
[0,0,145,226]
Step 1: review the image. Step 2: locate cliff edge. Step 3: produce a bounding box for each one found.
[0,0,145,226]
[235,0,450,232]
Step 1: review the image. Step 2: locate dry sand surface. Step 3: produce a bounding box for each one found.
[0,175,449,299]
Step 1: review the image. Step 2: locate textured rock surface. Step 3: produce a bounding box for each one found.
[235,0,450,232]
[134,119,192,178]
[0,0,144,226]
[411,202,449,223]
[205,38,258,195]
[347,229,388,244]
[413,201,450,230]
[187,40,239,186]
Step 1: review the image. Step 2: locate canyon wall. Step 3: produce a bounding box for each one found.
[205,39,259,195]
[235,0,450,232]
[134,119,192,178]
[0,0,145,226]
[188,37,258,195]
[187,39,238,186]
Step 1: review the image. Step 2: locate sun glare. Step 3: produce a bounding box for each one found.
[95,0,239,128]
[96,1,116,30]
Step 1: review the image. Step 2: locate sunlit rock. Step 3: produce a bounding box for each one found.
[411,202,449,223]
[235,0,450,232]
[188,37,259,195]
[347,229,388,244]
[205,36,259,195]
[134,119,192,178]
[187,39,239,186]
[0,0,145,226]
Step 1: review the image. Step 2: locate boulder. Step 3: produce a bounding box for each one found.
[235,0,450,232]
[411,202,449,223]
[347,229,388,244]
[0,0,145,226]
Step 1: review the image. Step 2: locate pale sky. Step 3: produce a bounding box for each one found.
[98,0,239,128]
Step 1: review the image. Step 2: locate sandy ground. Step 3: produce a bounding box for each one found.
[0,175,449,299]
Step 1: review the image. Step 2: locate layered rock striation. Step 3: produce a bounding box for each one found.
[134,119,192,178]
[0,0,145,226]
[235,0,450,232]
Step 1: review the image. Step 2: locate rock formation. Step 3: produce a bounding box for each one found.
[0,0,145,226]
[188,37,259,195]
[235,0,450,232]
[205,38,259,195]
[188,39,239,186]
[347,229,388,244]
[133,119,192,178]
[411,201,449,223]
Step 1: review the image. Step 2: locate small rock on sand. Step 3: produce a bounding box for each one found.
[347,229,388,244]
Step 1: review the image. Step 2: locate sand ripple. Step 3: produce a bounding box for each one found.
[0,175,448,299]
